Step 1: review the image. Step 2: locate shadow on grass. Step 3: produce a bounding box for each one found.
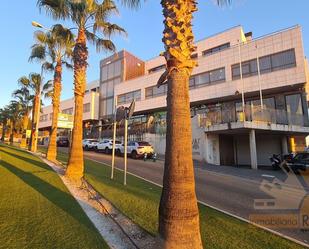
[0,147,52,171]
[0,160,97,232]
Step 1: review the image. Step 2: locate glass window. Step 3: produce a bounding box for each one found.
[259,56,272,73]
[202,43,230,57]
[117,90,141,104]
[197,72,210,85]
[286,94,303,115]
[117,95,125,105]
[107,63,114,79]
[83,103,90,113]
[286,94,303,126]
[100,99,107,116]
[145,85,167,99]
[189,77,195,88]
[271,49,296,71]
[106,80,114,97]
[101,66,108,81]
[106,98,114,115]
[100,82,108,98]
[210,68,225,82]
[114,60,121,77]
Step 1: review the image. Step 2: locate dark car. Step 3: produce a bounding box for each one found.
[285,152,309,174]
[56,136,70,147]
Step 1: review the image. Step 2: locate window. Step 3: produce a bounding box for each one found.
[190,67,225,88]
[145,85,168,99]
[270,49,296,71]
[232,49,296,80]
[83,103,90,113]
[232,59,258,80]
[62,108,73,115]
[202,43,230,57]
[117,90,141,105]
[40,114,48,122]
[148,64,166,74]
[285,94,303,126]
[49,113,53,120]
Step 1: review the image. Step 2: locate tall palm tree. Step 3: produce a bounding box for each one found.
[7,101,23,144]
[18,73,44,152]
[122,0,231,248]
[0,107,10,142]
[12,87,34,148]
[38,0,126,180]
[30,24,74,162]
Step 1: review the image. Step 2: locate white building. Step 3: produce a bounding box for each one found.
[40,25,309,168]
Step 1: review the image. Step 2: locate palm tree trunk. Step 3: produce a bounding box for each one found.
[30,94,40,152]
[66,28,88,181]
[47,60,62,162]
[20,113,29,148]
[1,124,5,141]
[9,120,14,144]
[158,1,202,248]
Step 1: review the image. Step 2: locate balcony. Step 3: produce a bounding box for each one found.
[199,104,309,134]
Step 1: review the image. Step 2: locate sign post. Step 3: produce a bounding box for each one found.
[111,98,118,180]
[124,118,128,185]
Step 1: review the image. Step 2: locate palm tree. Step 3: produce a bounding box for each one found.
[18,73,44,152]
[122,0,231,248]
[30,24,74,162]
[0,107,10,142]
[12,87,34,148]
[38,0,126,180]
[7,101,23,144]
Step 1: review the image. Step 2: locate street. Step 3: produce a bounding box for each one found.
[71,148,309,246]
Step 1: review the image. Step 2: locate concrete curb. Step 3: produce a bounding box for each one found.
[31,151,157,249]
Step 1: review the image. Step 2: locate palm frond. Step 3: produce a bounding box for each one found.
[29,44,46,62]
[37,0,70,20]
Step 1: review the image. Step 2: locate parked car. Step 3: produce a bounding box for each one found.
[82,139,99,150]
[285,152,309,174]
[96,139,122,154]
[120,141,154,159]
[56,136,70,147]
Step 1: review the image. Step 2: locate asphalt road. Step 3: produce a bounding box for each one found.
[59,147,309,246]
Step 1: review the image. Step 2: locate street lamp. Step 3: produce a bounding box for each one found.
[31,21,51,31]
[30,21,50,152]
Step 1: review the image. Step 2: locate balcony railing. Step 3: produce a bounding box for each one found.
[199,104,307,128]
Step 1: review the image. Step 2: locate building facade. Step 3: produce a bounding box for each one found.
[38,80,100,139]
[102,25,309,168]
[39,25,309,168]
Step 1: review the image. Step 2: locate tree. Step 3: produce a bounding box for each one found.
[7,101,23,144]
[18,73,44,152]
[12,87,34,148]
[30,24,74,162]
[122,0,231,248]
[38,0,126,180]
[0,107,10,142]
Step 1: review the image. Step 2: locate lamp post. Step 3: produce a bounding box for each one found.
[31,21,50,152]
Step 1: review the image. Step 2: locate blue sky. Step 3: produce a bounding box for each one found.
[1,0,309,108]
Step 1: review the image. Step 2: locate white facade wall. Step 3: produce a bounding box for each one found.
[115,26,306,113]
[39,80,100,129]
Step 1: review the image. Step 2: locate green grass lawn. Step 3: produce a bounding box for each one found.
[39,147,306,249]
[0,144,109,249]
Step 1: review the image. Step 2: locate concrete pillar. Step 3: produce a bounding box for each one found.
[281,136,288,155]
[249,129,258,170]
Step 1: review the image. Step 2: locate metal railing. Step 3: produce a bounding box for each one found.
[199,104,306,128]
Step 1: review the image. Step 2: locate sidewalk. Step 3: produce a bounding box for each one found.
[194,160,309,191]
